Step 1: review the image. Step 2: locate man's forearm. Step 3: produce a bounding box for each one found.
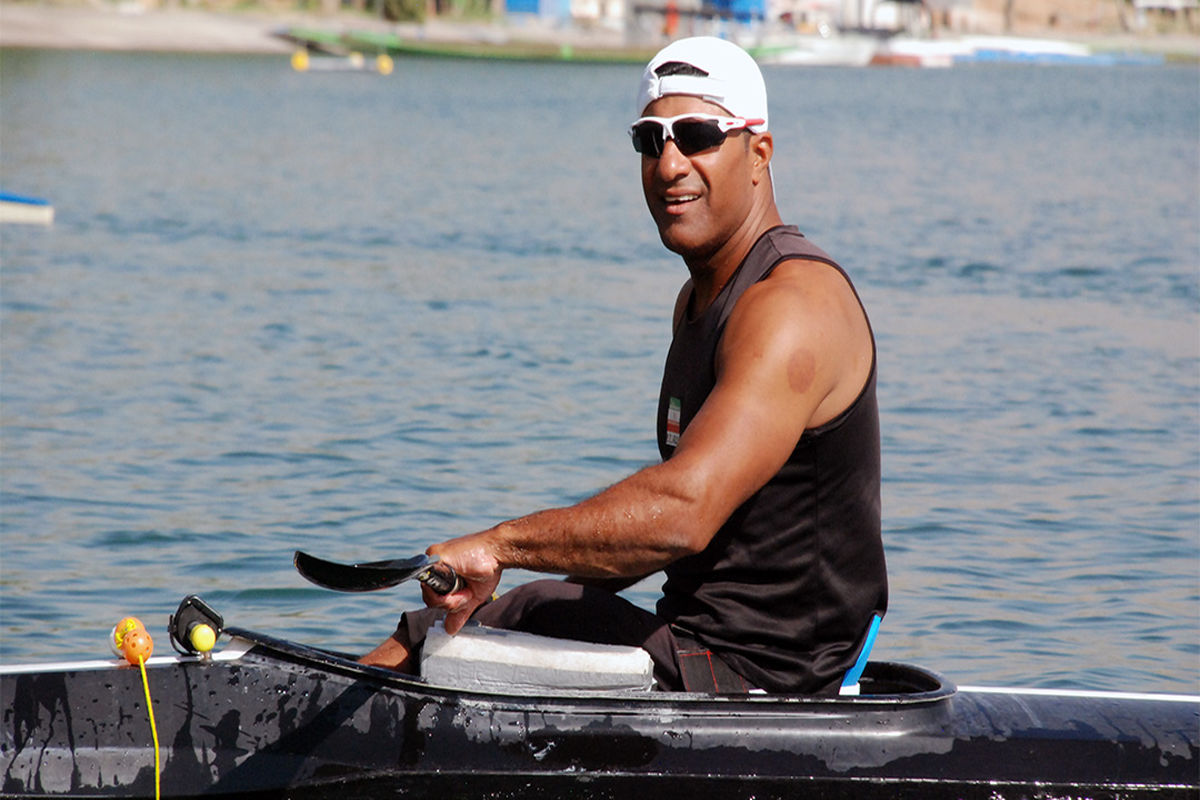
[484,463,712,578]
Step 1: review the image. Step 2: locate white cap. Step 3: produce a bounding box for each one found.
[636,36,768,132]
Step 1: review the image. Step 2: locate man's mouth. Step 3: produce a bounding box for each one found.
[662,193,700,215]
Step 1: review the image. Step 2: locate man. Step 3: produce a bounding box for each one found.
[362,36,886,694]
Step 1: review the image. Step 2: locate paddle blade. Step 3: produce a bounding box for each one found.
[294,551,433,592]
[293,551,461,594]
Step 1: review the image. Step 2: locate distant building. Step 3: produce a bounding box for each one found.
[618,0,930,36]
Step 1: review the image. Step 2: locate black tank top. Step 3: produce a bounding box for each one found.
[655,226,887,694]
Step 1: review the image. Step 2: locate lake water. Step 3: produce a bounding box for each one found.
[1,48,1196,694]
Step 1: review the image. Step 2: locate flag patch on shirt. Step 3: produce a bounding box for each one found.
[666,397,681,447]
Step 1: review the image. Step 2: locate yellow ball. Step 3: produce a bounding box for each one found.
[189,623,217,653]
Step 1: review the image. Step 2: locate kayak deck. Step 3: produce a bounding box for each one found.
[3,623,1197,798]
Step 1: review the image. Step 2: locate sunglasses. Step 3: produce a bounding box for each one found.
[629,113,764,158]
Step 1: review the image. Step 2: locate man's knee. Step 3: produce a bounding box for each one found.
[503,579,585,604]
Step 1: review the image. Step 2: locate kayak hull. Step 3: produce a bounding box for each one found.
[3,626,1197,798]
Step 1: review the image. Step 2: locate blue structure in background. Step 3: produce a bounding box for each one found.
[722,0,765,22]
[504,0,572,17]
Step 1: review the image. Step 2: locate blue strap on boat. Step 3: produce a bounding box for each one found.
[0,191,51,206]
[840,614,881,693]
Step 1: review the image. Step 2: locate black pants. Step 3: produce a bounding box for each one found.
[395,579,749,692]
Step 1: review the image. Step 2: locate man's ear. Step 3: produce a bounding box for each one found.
[750,132,773,184]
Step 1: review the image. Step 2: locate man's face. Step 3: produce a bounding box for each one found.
[639,95,761,263]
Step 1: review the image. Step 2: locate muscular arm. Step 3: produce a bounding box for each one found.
[426,260,873,632]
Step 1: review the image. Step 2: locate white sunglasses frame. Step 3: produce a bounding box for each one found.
[629,113,766,157]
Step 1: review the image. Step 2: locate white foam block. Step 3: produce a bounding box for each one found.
[421,622,655,693]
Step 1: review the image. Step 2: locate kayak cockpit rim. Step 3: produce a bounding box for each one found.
[218,625,959,706]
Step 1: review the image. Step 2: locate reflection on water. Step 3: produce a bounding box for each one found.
[1,50,1197,692]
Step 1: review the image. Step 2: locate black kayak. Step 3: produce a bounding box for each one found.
[2,597,1197,799]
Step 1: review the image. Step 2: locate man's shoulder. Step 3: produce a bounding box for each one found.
[723,257,873,407]
[741,258,861,319]
[723,263,859,354]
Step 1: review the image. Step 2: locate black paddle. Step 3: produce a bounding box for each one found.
[293,550,461,594]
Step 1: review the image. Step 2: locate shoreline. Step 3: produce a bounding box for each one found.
[1,1,1197,60]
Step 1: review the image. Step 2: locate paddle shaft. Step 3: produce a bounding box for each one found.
[418,562,459,594]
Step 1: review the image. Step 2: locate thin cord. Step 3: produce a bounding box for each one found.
[138,656,161,800]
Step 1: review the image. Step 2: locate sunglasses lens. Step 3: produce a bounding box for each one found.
[631,121,665,156]
[632,118,734,158]
[673,120,728,155]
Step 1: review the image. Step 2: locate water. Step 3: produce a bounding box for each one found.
[1,49,1196,694]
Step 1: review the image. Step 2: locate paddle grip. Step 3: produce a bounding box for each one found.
[418,563,461,595]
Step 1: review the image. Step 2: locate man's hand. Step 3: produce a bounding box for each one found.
[425,533,504,634]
